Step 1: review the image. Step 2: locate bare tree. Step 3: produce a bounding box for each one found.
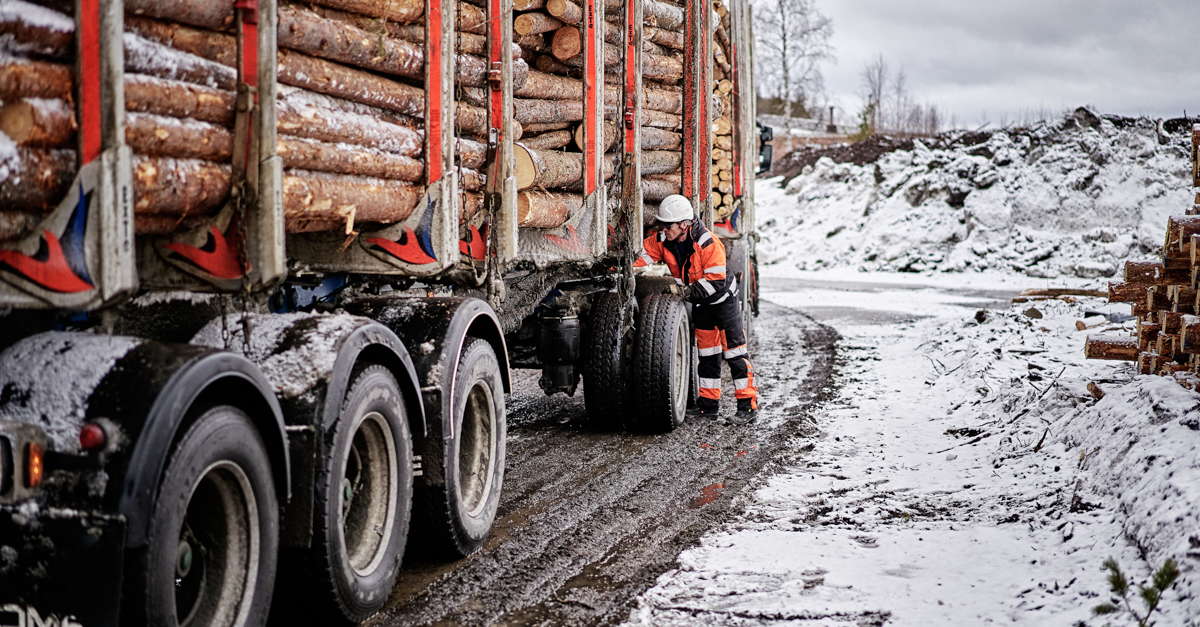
[857,54,942,138]
[860,54,887,132]
[752,0,834,122]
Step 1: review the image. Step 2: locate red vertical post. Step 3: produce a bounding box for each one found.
[681,0,697,199]
[584,0,599,195]
[77,0,101,164]
[427,0,443,184]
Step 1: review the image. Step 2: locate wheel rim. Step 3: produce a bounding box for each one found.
[672,312,689,415]
[341,411,398,576]
[458,380,496,517]
[175,461,259,627]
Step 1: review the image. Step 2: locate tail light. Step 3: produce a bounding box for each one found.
[26,442,44,488]
[80,422,107,452]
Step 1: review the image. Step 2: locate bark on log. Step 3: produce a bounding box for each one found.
[523,121,573,133]
[279,84,419,128]
[546,0,622,43]
[386,24,501,57]
[125,16,237,66]
[643,108,682,130]
[643,53,683,82]
[132,156,231,216]
[643,0,684,30]
[1108,281,1151,303]
[0,57,72,102]
[277,49,424,118]
[456,100,514,138]
[514,98,583,125]
[458,138,487,170]
[0,211,39,243]
[283,169,421,225]
[0,98,76,148]
[1085,334,1139,361]
[515,0,547,9]
[125,74,236,127]
[644,172,680,183]
[640,150,681,175]
[519,130,573,150]
[126,112,233,162]
[1139,322,1161,352]
[0,147,75,210]
[307,0,424,25]
[515,12,564,36]
[514,69,582,100]
[535,54,574,75]
[278,136,424,181]
[461,191,485,222]
[125,0,236,32]
[277,100,422,156]
[459,167,484,192]
[641,127,682,150]
[644,86,683,114]
[0,0,73,59]
[124,32,237,91]
[644,26,683,50]
[642,178,679,202]
[517,190,579,228]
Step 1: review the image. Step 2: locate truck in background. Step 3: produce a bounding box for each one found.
[0,0,762,624]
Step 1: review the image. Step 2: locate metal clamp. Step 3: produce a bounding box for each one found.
[489,61,503,91]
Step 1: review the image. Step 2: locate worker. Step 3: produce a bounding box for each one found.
[634,194,758,424]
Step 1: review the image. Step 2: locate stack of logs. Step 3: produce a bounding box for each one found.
[0,0,496,239]
[1086,126,1200,386]
[0,0,79,242]
[710,0,735,220]
[508,0,685,229]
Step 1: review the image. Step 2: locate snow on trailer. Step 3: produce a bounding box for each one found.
[0,0,762,625]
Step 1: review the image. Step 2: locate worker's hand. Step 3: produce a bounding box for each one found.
[679,285,693,300]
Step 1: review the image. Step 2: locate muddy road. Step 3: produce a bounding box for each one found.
[367,301,838,627]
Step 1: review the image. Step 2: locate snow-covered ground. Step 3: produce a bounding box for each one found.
[627,115,1200,626]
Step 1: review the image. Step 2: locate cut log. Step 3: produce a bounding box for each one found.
[0,147,75,210]
[277,136,424,181]
[517,190,579,228]
[514,98,583,125]
[519,130,573,150]
[535,54,574,75]
[712,148,726,161]
[126,113,233,162]
[645,172,680,183]
[125,0,235,32]
[713,134,732,151]
[125,74,236,127]
[1139,322,1162,352]
[643,108,682,130]
[0,57,72,102]
[546,0,622,43]
[0,98,76,148]
[514,143,583,189]
[0,0,74,58]
[641,150,681,175]
[283,169,421,224]
[514,69,582,100]
[642,178,679,202]
[550,25,582,60]
[523,121,574,133]
[459,167,484,192]
[278,84,419,128]
[644,25,683,50]
[132,156,231,216]
[277,99,423,156]
[643,86,683,114]
[125,16,237,66]
[134,214,208,236]
[716,79,733,95]
[1085,334,1138,361]
[515,12,564,36]
[641,127,682,151]
[712,116,732,135]
[0,210,39,243]
[1108,281,1151,303]
[717,168,732,181]
[307,0,424,25]
[643,53,683,82]
[458,138,487,170]
[387,24,499,57]
[716,179,731,194]
[515,0,547,9]
[277,49,424,118]
[124,31,237,91]
[643,0,684,30]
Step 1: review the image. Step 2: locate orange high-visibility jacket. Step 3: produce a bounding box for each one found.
[634,220,736,305]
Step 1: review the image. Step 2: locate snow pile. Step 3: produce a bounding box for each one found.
[630,294,1200,625]
[757,111,1194,280]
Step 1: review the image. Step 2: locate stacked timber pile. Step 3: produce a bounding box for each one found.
[632,0,685,222]
[1086,126,1200,386]
[0,0,78,242]
[710,0,734,220]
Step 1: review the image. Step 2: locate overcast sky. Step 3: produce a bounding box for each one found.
[813,0,1200,127]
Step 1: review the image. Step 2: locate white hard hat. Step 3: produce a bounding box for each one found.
[655,195,694,225]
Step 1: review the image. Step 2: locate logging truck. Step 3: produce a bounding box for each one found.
[0,0,764,624]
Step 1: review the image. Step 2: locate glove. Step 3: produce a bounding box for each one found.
[680,285,693,300]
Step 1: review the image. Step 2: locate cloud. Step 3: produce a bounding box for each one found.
[817,0,1200,122]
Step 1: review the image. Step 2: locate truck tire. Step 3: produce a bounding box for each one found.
[141,405,278,627]
[583,291,638,429]
[413,338,506,558]
[744,256,759,338]
[685,334,700,409]
[631,294,690,432]
[307,365,413,623]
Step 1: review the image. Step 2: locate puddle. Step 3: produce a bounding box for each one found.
[690,481,725,508]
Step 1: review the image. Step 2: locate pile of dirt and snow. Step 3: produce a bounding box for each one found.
[629,292,1200,625]
[756,109,1196,280]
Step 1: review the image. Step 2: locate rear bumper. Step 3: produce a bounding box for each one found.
[0,502,126,627]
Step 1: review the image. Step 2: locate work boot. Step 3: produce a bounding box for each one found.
[727,407,756,425]
[687,405,718,418]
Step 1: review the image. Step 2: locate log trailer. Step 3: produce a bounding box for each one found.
[0,0,762,624]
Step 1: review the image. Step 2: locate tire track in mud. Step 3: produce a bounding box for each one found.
[367,302,839,627]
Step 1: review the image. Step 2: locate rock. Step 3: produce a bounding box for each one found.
[1023,307,1043,319]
